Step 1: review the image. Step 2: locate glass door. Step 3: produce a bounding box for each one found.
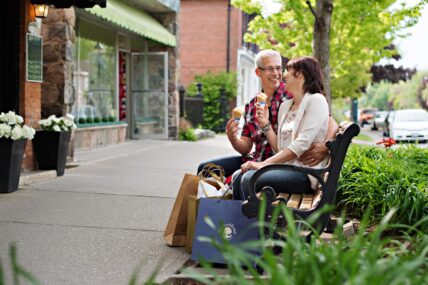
[130,52,168,139]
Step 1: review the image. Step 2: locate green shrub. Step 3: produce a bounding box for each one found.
[78,118,86,124]
[102,117,109,123]
[93,117,101,123]
[178,127,197,141]
[108,116,116,122]
[86,117,94,124]
[187,71,237,132]
[337,145,428,228]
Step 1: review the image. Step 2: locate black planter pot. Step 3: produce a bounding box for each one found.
[0,138,27,193]
[33,131,71,176]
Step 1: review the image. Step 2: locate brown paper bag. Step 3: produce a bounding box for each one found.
[185,195,200,253]
[164,173,199,246]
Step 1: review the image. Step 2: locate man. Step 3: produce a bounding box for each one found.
[197,49,338,180]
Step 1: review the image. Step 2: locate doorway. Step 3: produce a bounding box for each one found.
[130,52,168,139]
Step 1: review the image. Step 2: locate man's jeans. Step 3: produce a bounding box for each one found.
[197,155,244,178]
[235,168,312,200]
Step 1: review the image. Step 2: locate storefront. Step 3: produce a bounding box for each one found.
[70,0,178,148]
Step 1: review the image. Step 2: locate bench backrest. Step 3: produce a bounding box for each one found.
[320,121,360,208]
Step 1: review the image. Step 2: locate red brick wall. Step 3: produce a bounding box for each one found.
[179,0,243,87]
[19,0,42,171]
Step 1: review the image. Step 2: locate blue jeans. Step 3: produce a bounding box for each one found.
[236,168,312,200]
[197,155,244,178]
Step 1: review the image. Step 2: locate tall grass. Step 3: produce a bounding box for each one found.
[337,144,428,229]
[185,206,428,285]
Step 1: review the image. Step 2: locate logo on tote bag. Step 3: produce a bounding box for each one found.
[222,223,237,240]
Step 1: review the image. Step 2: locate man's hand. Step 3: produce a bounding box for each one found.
[299,142,329,166]
[225,118,239,143]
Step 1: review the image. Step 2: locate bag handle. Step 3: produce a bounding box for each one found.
[197,163,226,190]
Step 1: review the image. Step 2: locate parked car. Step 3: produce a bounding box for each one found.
[359,108,377,126]
[384,109,428,142]
[370,110,388,131]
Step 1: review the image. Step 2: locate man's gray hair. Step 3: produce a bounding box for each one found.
[254,49,281,68]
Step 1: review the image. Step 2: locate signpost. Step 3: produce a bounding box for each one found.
[26,33,43,82]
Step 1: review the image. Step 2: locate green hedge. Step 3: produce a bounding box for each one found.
[187,71,237,131]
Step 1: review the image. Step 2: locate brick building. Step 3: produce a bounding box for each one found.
[1,0,179,173]
[179,0,259,106]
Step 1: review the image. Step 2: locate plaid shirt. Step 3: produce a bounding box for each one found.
[241,81,293,162]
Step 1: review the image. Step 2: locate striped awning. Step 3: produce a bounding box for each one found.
[85,0,176,47]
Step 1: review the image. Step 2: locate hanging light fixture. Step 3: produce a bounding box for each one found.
[34,4,49,18]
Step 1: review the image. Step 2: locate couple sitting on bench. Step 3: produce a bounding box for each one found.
[198,50,337,204]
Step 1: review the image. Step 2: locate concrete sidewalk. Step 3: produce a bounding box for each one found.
[0,135,236,285]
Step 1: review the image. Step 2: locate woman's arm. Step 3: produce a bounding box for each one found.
[256,104,278,152]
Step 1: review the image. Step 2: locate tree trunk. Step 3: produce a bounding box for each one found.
[416,77,428,111]
[313,0,333,110]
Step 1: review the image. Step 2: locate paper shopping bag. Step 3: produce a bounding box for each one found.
[164,173,199,246]
[185,194,200,253]
[191,198,260,264]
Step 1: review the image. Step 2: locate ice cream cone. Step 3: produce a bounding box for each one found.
[232,107,242,122]
[257,93,267,108]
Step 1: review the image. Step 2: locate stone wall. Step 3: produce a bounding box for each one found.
[41,8,76,118]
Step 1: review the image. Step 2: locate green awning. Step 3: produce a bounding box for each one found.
[85,0,176,47]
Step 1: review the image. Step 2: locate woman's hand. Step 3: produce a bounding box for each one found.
[255,103,269,129]
[240,161,266,173]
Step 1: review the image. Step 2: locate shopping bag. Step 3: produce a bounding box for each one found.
[185,193,233,253]
[185,194,200,253]
[191,198,260,264]
[164,173,199,246]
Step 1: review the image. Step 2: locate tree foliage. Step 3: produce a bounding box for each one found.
[232,0,427,100]
[371,64,416,84]
[362,71,428,110]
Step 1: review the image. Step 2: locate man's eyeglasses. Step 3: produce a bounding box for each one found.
[258,66,284,74]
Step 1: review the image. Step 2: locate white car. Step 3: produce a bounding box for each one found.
[384,109,428,142]
[370,110,388,131]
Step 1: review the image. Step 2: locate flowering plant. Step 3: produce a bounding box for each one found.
[39,114,76,132]
[0,111,35,140]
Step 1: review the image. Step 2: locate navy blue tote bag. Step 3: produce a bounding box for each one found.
[191,198,260,264]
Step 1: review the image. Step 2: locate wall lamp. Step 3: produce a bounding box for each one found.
[34,4,49,18]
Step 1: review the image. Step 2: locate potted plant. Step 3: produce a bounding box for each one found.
[33,114,76,176]
[0,111,35,193]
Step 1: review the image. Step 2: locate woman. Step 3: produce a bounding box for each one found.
[235,56,329,199]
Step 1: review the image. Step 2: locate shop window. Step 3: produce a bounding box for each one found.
[73,20,117,125]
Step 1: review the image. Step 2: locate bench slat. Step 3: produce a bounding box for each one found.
[299,194,314,210]
[287,194,302,208]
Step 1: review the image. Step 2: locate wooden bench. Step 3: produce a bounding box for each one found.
[242,121,360,239]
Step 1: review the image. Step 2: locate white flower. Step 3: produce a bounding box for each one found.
[39,114,76,132]
[0,123,12,138]
[65,113,75,121]
[22,125,35,140]
[0,112,34,140]
[11,125,24,140]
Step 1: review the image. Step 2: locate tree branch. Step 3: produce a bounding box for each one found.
[306,0,320,28]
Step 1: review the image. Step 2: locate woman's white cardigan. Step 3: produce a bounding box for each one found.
[276,92,329,189]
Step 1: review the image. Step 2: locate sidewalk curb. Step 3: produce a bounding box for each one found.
[18,170,57,187]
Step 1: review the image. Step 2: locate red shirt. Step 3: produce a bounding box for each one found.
[241,81,293,162]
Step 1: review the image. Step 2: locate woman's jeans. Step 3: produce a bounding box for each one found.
[234,168,312,200]
[197,155,244,177]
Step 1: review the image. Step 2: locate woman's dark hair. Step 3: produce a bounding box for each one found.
[286,56,325,95]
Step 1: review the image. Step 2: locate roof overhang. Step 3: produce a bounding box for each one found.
[82,0,176,47]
